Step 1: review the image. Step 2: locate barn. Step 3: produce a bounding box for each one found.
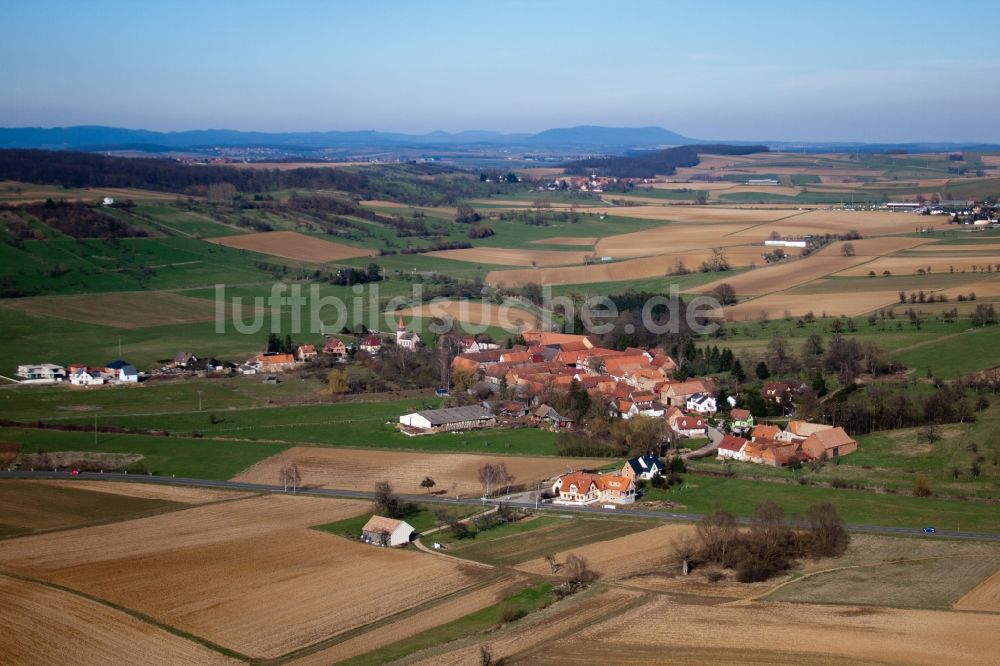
[361,516,415,547]
[398,405,497,432]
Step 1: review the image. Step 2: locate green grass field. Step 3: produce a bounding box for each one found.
[0,480,183,537]
[643,475,1000,533]
[433,515,655,566]
[0,427,286,479]
[3,394,559,456]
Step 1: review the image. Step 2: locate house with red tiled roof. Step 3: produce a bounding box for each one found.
[551,472,636,505]
[717,434,748,460]
[296,344,318,362]
[671,414,707,438]
[751,424,781,441]
[359,334,383,354]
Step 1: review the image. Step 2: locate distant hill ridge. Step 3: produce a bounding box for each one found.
[0,125,698,151]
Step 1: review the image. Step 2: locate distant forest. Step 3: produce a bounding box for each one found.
[563,144,769,178]
[0,149,511,205]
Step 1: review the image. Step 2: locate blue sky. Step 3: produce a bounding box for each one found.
[3,0,999,141]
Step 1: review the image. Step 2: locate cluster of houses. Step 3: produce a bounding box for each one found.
[444,330,720,439]
[16,360,139,386]
[717,420,857,468]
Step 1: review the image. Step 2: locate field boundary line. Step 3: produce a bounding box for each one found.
[0,570,251,662]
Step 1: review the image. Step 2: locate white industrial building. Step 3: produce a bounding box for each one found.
[399,405,497,432]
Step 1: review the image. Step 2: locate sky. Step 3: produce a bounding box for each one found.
[3,0,1000,142]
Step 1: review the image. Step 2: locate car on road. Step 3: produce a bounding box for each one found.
[69,469,80,476]
[922,526,936,534]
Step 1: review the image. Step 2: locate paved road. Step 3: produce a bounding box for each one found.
[683,425,724,460]
[2,470,998,542]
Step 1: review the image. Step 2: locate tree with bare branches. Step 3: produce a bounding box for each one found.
[278,463,302,493]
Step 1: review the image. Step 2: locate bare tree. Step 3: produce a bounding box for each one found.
[478,462,515,498]
[278,463,302,493]
[544,554,561,574]
[478,645,506,666]
[696,508,739,568]
[803,502,849,558]
[671,535,699,576]
[842,242,856,257]
[563,554,598,586]
[373,480,402,517]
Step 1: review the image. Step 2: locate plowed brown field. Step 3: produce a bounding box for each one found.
[209,230,372,262]
[485,246,766,288]
[528,597,1000,665]
[392,299,541,329]
[233,447,605,497]
[516,523,693,580]
[954,567,1000,612]
[0,577,238,665]
[0,495,482,659]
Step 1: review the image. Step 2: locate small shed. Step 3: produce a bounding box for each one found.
[361,516,415,547]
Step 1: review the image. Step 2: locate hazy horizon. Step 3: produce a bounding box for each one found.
[3,0,1000,143]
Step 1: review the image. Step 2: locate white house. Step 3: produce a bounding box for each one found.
[622,453,662,481]
[361,516,415,547]
[16,364,66,381]
[716,434,748,460]
[686,393,717,415]
[70,368,105,386]
[105,360,138,383]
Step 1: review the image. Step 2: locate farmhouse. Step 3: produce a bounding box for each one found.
[801,426,857,459]
[551,472,636,505]
[398,405,497,432]
[16,364,66,381]
[361,516,415,547]
[783,420,833,441]
[751,424,781,440]
[621,453,662,481]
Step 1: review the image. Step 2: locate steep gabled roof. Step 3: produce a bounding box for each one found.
[718,434,748,452]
